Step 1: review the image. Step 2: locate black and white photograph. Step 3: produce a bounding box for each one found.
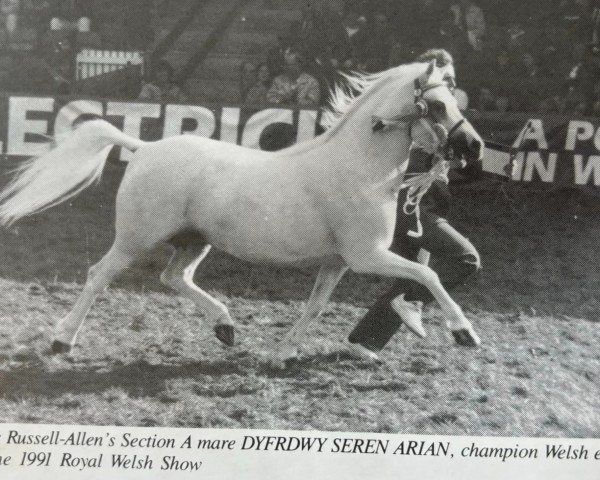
[0,1,598,475]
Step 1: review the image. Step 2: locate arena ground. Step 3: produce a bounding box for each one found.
[0,161,598,437]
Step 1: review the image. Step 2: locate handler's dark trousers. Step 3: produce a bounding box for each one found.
[348,211,481,351]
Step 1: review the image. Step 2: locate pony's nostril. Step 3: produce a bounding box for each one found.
[470,139,482,151]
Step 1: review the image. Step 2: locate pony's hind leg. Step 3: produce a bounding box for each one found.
[160,240,235,346]
[51,245,135,353]
[276,260,348,362]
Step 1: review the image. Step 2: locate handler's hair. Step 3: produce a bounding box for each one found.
[415,49,454,66]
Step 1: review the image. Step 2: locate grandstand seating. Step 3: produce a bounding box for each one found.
[184,0,303,103]
[0,0,593,113]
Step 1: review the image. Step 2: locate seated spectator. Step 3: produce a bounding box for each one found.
[437,9,470,62]
[358,12,392,72]
[124,0,153,49]
[477,86,496,111]
[1,0,19,35]
[267,50,320,107]
[312,47,347,104]
[11,27,36,51]
[450,0,486,51]
[519,51,540,78]
[0,20,36,52]
[98,3,128,49]
[489,48,518,88]
[299,0,348,63]
[0,52,15,90]
[75,16,101,49]
[387,35,407,67]
[344,0,369,17]
[47,0,87,34]
[566,42,587,94]
[539,95,563,113]
[406,0,446,53]
[517,52,543,111]
[561,41,600,113]
[38,34,73,91]
[505,22,526,51]
[138,60,186,103]
[41,16,71,48]
[593,0,600,43]
[538,45,560,80]
[22,0,51,48]
[342,9,367,60]
[563,91,587,113]
[579,42,600,112]
[239,61,257,103]
[559,0,592,41]
[12,51,66,94]
[342,9,366,43]
[267,35,290,79]
[572,99,588,115]
[245,63,272,105]
[592,98,600,115]
[495,94,510,112]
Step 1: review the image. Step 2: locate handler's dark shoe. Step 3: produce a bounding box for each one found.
[391,294,426,338]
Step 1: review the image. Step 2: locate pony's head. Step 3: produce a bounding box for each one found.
[372,59,483,162]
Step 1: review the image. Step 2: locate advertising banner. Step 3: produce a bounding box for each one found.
[1,95,600,193]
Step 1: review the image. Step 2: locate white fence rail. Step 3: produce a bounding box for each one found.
[76,49,144,80]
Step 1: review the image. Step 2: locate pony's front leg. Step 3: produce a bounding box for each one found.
[345,248,480,347]
[275,261,348,362]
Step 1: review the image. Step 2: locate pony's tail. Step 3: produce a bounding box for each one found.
[0,119,145,226]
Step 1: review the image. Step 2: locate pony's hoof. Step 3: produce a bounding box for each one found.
[51,340,72,354]
[214,324,235,346]
[452,328,481,347]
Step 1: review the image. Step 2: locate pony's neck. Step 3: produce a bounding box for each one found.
[282,64,419,185]
[319,72,414,183]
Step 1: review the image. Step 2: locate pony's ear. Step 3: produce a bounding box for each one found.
[426,58,436,75]
[416,58,437,89]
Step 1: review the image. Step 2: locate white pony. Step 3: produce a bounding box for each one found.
[0,60,484,361]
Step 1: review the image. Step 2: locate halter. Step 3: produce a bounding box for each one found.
[399,78,467,238]
[413,77,465,141]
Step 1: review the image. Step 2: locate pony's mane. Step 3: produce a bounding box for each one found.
[320,64,420,131]
[279,63,422,156]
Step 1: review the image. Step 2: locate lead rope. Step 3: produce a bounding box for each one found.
[401,118,451,238]
[401,158,450,238]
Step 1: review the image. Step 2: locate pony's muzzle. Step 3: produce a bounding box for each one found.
[450,130,483,162]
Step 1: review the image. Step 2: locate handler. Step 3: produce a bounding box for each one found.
[347,49,482,361]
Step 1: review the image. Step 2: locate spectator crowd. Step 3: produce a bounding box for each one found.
[0,0,154,94]
[1,0,600,116]
[238,0,600,115]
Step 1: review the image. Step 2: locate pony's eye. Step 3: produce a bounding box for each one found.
[429,101,447,115]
